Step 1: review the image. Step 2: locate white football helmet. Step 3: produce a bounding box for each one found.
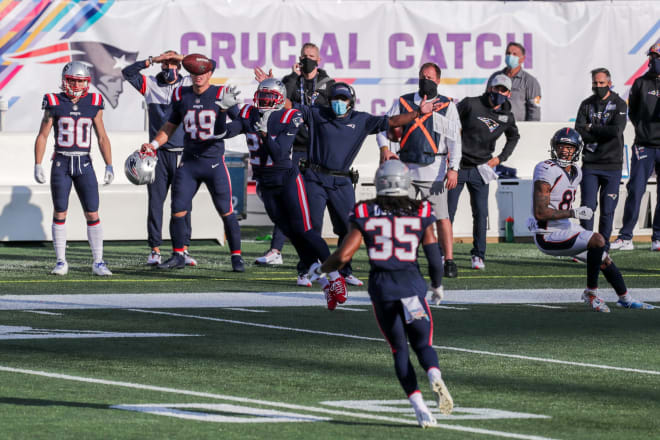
[61,61,91,99]
[124,150,157,185]
[375,159,410,196]
[254,78,286,110]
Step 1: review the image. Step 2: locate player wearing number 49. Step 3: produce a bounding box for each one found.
[141,54,245,272]
[309,160,453,428]
[529,128,654,312]
[34,61,114,276]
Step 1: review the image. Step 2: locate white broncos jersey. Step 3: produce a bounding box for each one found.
[530,159,582,231]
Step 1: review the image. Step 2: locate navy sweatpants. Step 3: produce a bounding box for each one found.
[580,167,622,246]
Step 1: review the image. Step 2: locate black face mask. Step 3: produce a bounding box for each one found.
[649,58,660,74]
[300,57,318,74]
[418,78,438,99]
[488,91,507,107]
[592,86,609,99]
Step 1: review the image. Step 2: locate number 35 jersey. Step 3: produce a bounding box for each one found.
[532,159,582,230]
[42,92,103,155]
[350,200,436,301]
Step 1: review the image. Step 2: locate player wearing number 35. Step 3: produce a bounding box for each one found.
[309,160,453,428]
[34,61,114,277]
[528,128,653,312]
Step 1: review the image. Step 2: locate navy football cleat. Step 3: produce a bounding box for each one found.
[157,253,186,270]
[231,254,245,272]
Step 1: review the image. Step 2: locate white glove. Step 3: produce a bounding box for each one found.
[215,84,241,110]
[571,206,593,220]
[104,165,114,185]
[429,285,444,305]
[255,110,273,133]
[34,164,46,184]
[307,262,325,283]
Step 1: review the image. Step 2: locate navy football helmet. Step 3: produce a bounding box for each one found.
[375,159,410,197]
[550,127,583,167]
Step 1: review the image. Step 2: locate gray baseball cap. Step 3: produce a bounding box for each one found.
[489,73,512,91]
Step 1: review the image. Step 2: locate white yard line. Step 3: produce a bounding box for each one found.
[222,308,267,313]
[0,365,557,440]
[21,310,63,316]
[128,309,660,377]
[524,305,564,309]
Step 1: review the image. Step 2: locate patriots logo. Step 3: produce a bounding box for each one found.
[477,117,500,133]
[607,193,618,200]
[647,90,659,97]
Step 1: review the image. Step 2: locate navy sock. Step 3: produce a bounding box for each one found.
[586,246,604,289]
[222,213,241,253]
[601,261,627,296]
[170,215,187,251]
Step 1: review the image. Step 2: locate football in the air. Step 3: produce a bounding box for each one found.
[387,125,403,142]
[182,53,214,75]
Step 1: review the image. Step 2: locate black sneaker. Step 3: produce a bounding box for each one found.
[157,253,186,269]
[444,259,458,278]
[231,254,245,272]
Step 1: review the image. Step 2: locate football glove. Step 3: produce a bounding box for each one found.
[216,84,241,110]
[570,206,593,220]
[255,110,273,133]
[307,262,325,283]
[34,164,46,184]
[429,285,444,305]
[104,165,114,185]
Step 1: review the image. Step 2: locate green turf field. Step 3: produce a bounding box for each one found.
[1,227,659,439]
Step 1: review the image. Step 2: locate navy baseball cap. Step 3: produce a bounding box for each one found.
[331,83,353,99]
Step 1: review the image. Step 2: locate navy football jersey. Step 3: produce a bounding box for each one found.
[42,92,103,154]
[297,105,389,172]
[226,105,303,176]
[169,85,227,157]
[350,200,436,301]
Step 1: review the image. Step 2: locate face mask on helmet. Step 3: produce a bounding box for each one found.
[254,89,284,110]
[331,99,349,116]
[300,57,318,74]
[550,128,583,167]
[63,76,90,99]
[160,68,178,83]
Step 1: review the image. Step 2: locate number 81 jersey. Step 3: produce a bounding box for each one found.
[532,159,582,230]
[42,92,103,154]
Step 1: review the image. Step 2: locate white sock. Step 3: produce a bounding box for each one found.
[328,271,341,281]
[427,367,442,384]
[52,221,66,262]
[618,292,632,303]
[408,391,426,412]
[87,221,104,263]
[319,277,329,288]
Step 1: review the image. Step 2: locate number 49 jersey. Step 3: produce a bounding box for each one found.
[532,159,582,230]
[350,200,436,301]
[42,92,103,154]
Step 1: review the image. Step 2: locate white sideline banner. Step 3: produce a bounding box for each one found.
[1,0,658,132]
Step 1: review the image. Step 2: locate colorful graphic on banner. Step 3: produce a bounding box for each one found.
[624,19,660,92]
[0,0,119,106]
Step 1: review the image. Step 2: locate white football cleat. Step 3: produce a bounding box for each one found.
[92,261,112,276]
[254,249,283,265]
[581,289,610,313]
[183,250,197,266]
[428,369,454,416]
[51,261,68,276]
[652,240,660,252]
[414,406,437,428]
[344,274,363,286]
[297,273,312,287]
[610,238,634,250]
[471,256,485,270]
[147,250,161,265]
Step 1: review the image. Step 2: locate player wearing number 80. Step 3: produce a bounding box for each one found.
[34,61,114,276]
[141,54,244,271]
[313,160,453,428]
[529,128,653,312]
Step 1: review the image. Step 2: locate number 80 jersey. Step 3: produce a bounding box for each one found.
[532,159,582,230]
[42,92,103,154]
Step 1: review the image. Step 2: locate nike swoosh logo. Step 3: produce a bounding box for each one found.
[212,163,220,168]
[287,133,295,136]
[83,163,90,167]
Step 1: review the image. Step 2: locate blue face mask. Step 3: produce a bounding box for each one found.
[161,68,178,83]
[505,54,519,69]
[331,100,349,116]
[488,91,508,107]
